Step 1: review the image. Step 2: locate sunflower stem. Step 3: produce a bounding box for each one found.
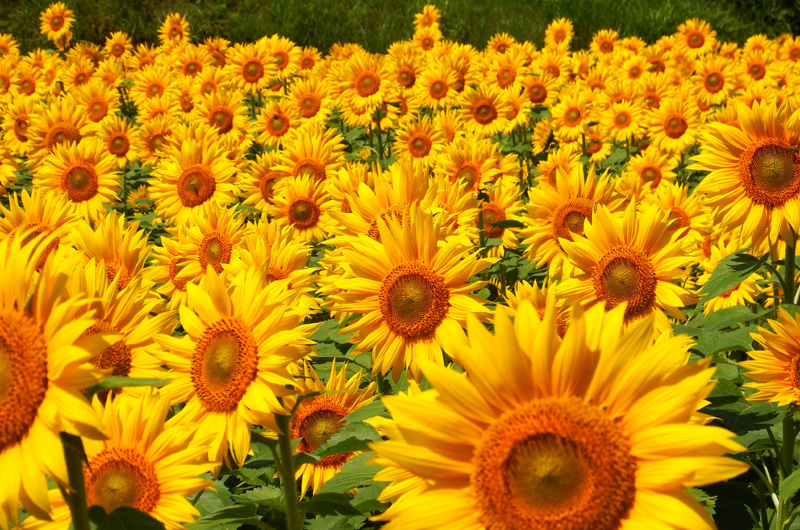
[374,105,384,163]
[274,412,303,530]
[785,231,796,305]
[60,432,91,530]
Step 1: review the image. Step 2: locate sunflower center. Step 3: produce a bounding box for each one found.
[497,67,514,87]
[367,204,409,242]
[288,198,321,229]
[184,61,200,75]
[705,73,723,92]
[430,80,446,98]
[398,70,415,88]
[105,261,132,290]
[111,44,124,56]
[168,258,187,292]
[380,262,450,340]
[301,57,314,69]
[592,246,657,322]
[471,397,636,530]
[13,119,28,142]
[268,115,290,136]
[264,267,287,284]
[62,165,100,202]
[299,95,320,117]
[790,355,800,394]
[640,166,662,187]
[50,15,64,30]
[210,108,234,133]
[528,83,546,103]
[408,134,432,158]
[46,123,80,150]
[739,138,800,208]
[356,72,380,97]
[75,73,88,86]
[199,232,232,273]
[687,32,705,49]
[791,48,800,61]
[83,321,132,378]
[300,408,344,450]
[749,63,765,80]
[294,159,326,180]
[88,100,108,122]
[86,448,160,514]
[664,116,688,139]
[147,133,167,155]
[614,112,631,127]
[599,40,613,53]
[552,198,593,243]
[668,207,692,238]
[177,165,216,207]
[421,37,434,50]
[243,60,264,83]
[482,203,506,239]
[191,318,258,413]
[628,66,641,79]
[259,172,279,201]
[474,102,498,125]
[18,79,33,95]
[0,309,48,452]
[109,134,130,156]
[454,165,480,190]
[273,51,290,69]
[564,108,581,126]
[147,83,163,98]
[291,399,354,467]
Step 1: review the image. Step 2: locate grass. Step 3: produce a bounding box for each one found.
[0,0,797,54]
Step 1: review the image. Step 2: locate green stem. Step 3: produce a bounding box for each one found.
[274,413,303,530]
[60,433,90,530]
[374,106,384,162]
[190,488,206,506]
[763,261,790,298]
[785,231,796,305]
[782,411,796,480]
[499,263,508,296]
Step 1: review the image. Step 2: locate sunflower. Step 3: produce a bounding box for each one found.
[693,100,800,252]
[175,204,244,288]
[159,12,190,47]
[254,98,302,147]
[535,145,581,187]
[545,18,574,49]
[154,266,315,468]
[145,234,191,310]
[127,43,159,70]
[582,124,613,164]
[642,181,710,257]
[133,115,174,166]
[74,77,119,125]
[603,100,643,143]
[521,71,559,108]
[290,77,333,127]
[39,2,73,42]
[175,43,213,78]
[297,46,321,74]
[693,56,733,107]
[226,41,279,94]
[536,48,570,86]
[521,165,617,281]
[460,85,511,138]
[433,134,504,192]
[414,4,440,30]
[62,56,95,92]
[104,31,132,60]
[240,151,283,210]
[624,146,678,191]
[558,203,697,329]
[413,26,442,52]
[340,52,390,113]
[394,115,446,169]
[487,48,528,91]
[21,389,215,530]
[191,66,227,100]
[414,64,459,109]
[327,207,495,381]
[149,137,238,225]
[130,64,176,108]
[0,87,35,155]
[474,178,524,256]
[742,309,800,406]
[370,299,747,530]
[696,238,763,316]
[262,34,302,79]
[268,176,338,244]
[487,33,516,55]
[34,139,119,222]
[647,95,700,154]
[194,88,249,141]
[12,62,42,98]
[97,115,136,168]
[503,280,570,336]
[551,92,592,142]
[590,29,619,57]
[0,235,111,529]
[0,34,20,56]
[0,145,21,194]
[273,126,346,181]
[676,18,717,58]
[287,361,377,496]
[26,95,91,167]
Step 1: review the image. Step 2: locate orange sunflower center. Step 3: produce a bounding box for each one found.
[749,63,766,80]
[564,108,582,127]
[704,72,724,92]
[664,115,688,139]
[398,69,416,88]
[83,321,132,378]
[552,198,593,243]
[408,134,432,158]
[355,71,380,97]
[288,197,321,229]
[86,448,160,514]
[267,114,290,137]
[380,262,450,340]
[259,172,280,202]
[147,82,164,98]
[88,98,109,122]
[168,258,187,292]
[184,61,201,75]
[640,166,662,187]
[668,206,692,238]
[264,267,287,284]
[108,133,130,156]
[482,203,506,239]
[471,397,636,530]
[473,100,498,125]
[294,158,326,180]
[430,80,447,99]
[199,232,233,273]
[592,246,657,322]
[739,137,800,208]
[111,43,124,56]
[191,318,258,413]
[243,60,264,83]
[687,32,705,49]
[105,261,132,290]
[147,133,168,155]
[18,78,34,95]
[614,111,631,127]
[177,165,216,207]
[454,164,481,190]
[299,95,321,117]
[61,164,100,202]
[50,15,65,30]
[0,309,48,453]
[209,107,234,134]
[789,354,800,393]
[46,122,80,151]
[368,204,409,242]
[13,118,29,142]
[292,400,354,467]
[528,82,547,104]
[497,67,514,88]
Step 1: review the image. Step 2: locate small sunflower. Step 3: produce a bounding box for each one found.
[268,176,337,244]
[255,98,302,147]
[697,239,763,316]
[743,309,800,406]
[176,203,245,286]
[273,126,346,181]
[647,96,700,154]
[39,2,73,42]
[460,85,511,138]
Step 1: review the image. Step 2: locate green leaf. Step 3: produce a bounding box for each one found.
[491,219,525,229]
[299,493,362,516]
[87,377,170,395]
[697,250,768,309]
[344,401,388,422]
[231,486,283,510]
[305,515,366,530]
[781,468,800,501]
[694,326,755,356]
[88,506,165,529]
[186,503,261,530]
[314,421,382,457]
[318,453,382,494]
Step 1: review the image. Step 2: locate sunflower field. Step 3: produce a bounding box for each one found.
[5,2,800,530]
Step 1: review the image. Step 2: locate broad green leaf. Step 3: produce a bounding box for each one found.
[344,400,388,422]
[88,506,166,529]
[186,503,261,530]
[299,493,362,516]
[780,469,800,501]
[314,421,382,457]
[232,486,283,510]
[305,515,366,530]
[318,453,383,494]
[697,251,768,309]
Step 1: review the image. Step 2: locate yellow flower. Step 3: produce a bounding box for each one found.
[39,2,73,42]
[743,309,800,406]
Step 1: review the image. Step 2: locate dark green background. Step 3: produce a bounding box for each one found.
[0,0,797,54]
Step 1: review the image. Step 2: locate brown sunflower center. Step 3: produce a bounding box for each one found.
[668,207,692,238]
[739,138,800,208]
[640,166,662,187]
[552,198,593,243]
[564,108,581,126]
[614,112,631,127]
[50,15,64,30]
[184,61,200,75]
[474,101,498,125]
[294,158,326,180]
[482,203,506,239]
[111,43,124,56]
[749,63,766,80]
[291,400,354,467]
[62,165,100,202]
[687,32,705,49]
[46,122,80,150]
[86,448,160,514]
[288,198,321,229]
[408,134,432,158]
[705,72,723,92]
[599,40,613,53]
[356,72,380,97]
[497,67,514,87]
[268,115,290,136]
[380,262,450,340]
[191,318,258,413]
[299,95,320,117]
[259,172,279,202]
[168,258,187,292]
[177,165,216,207]
[199,232,233,273]
[430,80,446,98]
[13,119,28,142]
[790,354,800,393]
[147,83,163,98]
[367,204,409,242]
[83,321,132,378]
[147,133,167,155]
[0,309,48,452]
[471,397,636,530]
[243,60,264,83]
[107,134,129,156]
[592,246,657,322]
[264,267,287,284]
[455,165,480,190]
[398,69,415,88]
[210,108,234,133]
[88,99,108,122]
[664,116,688,139]
[528,83,546,103]
[105,261,132,290]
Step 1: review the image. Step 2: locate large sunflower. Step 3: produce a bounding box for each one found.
[557,203,697,329]
[370,301,747,530]
[0,235,112,528]
[693,100,800,252]
[327,208,495,381]
[154,267,315,468]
